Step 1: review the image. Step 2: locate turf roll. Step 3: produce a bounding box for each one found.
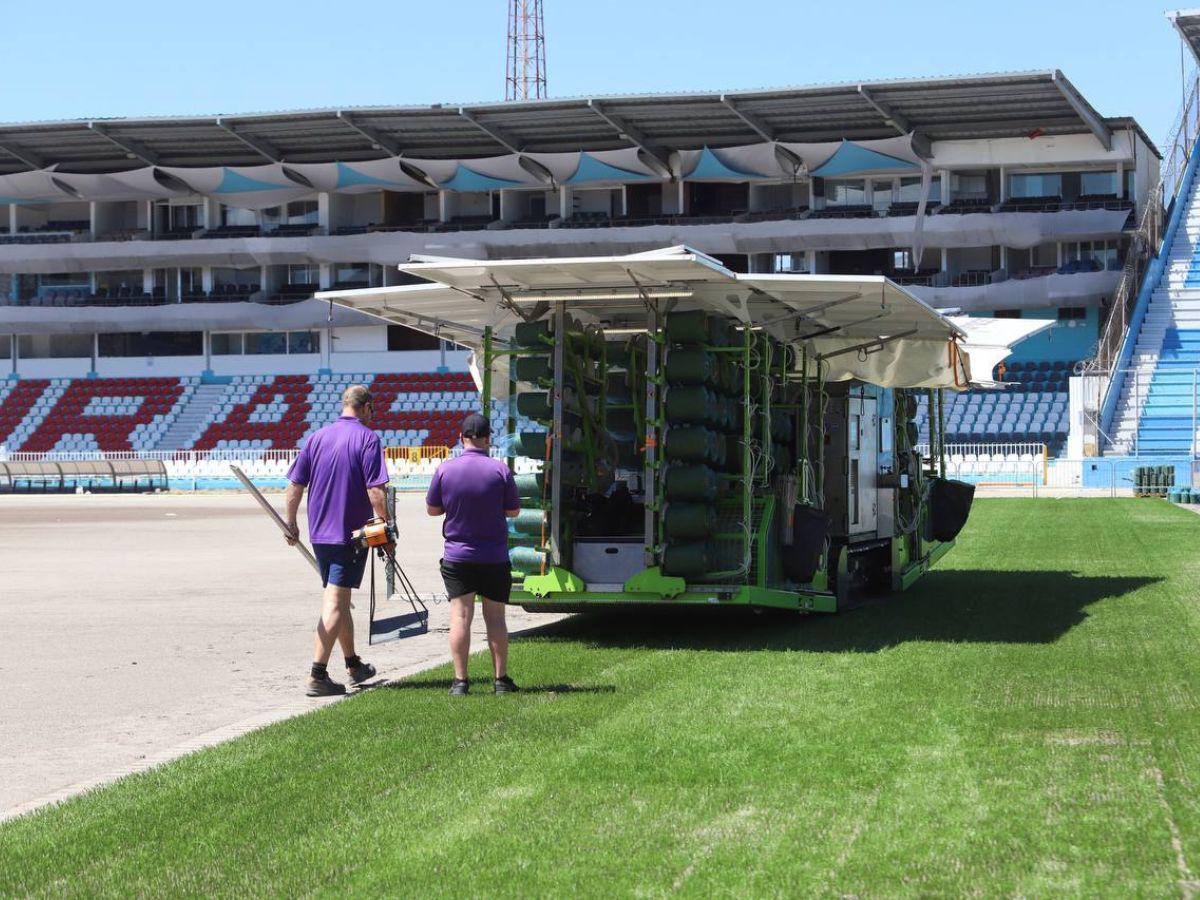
[665,348,718,386]
[663,502,717,540]
[664,310,713,344]
[513,355,552,383]
[664,426,717,462]
[514,472,544,499]
[661,541,711,577]
[514,319,554,347]
[515,391,552,419]
[517,431,551,459]
[664,464,719,501]
[511,508,546,535]
[509,545,547,574]
[664,386,714,425]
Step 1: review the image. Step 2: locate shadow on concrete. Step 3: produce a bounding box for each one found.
[515,570,1159,653]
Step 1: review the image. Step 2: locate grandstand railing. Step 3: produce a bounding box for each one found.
[1085,71,1200,443]
[0,446,454,465]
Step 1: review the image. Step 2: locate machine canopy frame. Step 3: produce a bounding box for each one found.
[316,245,1049,393]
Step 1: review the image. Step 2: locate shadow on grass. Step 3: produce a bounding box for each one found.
[382,678,617,695]
[517,570,1160,653]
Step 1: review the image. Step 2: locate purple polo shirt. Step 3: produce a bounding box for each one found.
[287,415,389,545]
[425,448,519,564]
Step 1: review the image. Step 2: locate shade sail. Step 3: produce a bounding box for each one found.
[318,246,1045,393]
[158,164,316,210]
[0,169,76,203]
[51,167,195,201]
[286,159,432,193]
[680,146,772,181]
[782,134,923,177]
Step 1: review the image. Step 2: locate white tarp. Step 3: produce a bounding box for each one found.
[908,268,1121,312]
[50,168,195,202]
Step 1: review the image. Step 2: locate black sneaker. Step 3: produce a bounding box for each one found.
[494,676,519,694]
[306,673,347,697]
[347,660,377,685]
[449,678,470,696]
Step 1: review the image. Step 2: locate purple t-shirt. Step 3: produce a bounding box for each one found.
[425,448,519,564]
[287,415,388,545]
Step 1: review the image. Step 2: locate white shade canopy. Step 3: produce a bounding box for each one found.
[318,246,1045,392]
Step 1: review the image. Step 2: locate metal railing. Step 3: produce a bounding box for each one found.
[1093,366,1200,456]
[0,446,453,465]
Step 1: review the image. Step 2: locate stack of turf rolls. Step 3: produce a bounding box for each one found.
[508,318,558,577]
[659,310,743,579]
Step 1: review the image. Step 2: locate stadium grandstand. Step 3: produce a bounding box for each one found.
[0,63,1183,487]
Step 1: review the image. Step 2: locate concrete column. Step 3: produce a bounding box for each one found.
[1116,161,1126,199]
[143,269,154,295]
[7,204,15,235]
[318,264,332,290]
[939,170,951,204]
[201,266,214,295]
[203,198,221,230]
[499,190,519,223]
[141,201,153,234]
[90,333,98,376]
[438,191,453,223]
[89,202,99,240]
[619,186,628,217]
[317,192,331,233]
[998,166,1008,203]
[558,186,572,219]
[940,247,949,275]
[808,180,817,210]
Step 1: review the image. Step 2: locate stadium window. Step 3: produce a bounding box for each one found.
[287,265,318,285]
[18,333,93,359]
[871,179,895,210]
[98,332,202,357]
[994,309,1022,319]
[1009,172,1062,199]
[221,205,257,228]
[287,200,319,224]
[772,252,805,273]
[898,176,939,203]
[387,325,440,351]
[1080,171,1118,196]
[210,333,244,356]
[0,335,11,359]
[244,332,287,355]
[825,179,865,206]
[287,331,320,354]
[950,172,988,199]
[1058,307,1086,321]
[893,249,913,271]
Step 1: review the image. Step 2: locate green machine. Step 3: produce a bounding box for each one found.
[320,246,1042,614]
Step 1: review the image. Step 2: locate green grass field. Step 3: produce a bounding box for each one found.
[4,499,1200,897]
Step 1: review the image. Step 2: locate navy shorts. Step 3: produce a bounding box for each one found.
[313,543,369,589]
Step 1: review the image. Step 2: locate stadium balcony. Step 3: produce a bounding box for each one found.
[267,223,320,238]
[807,205,875,220]
[201,225,262,239]
[738,207,810,222]
[936,198,994,215]
[915,360,1077,456]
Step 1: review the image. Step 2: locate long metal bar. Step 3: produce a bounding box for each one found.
[549,305,565,566]
[229,464,320,574]
[742,325,753,564]
[937,390,946,478]
[481,326,494,419]
[799,346,809,502]
[1193,369,1198,458]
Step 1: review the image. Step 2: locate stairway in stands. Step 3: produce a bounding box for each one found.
[1108,167,1200,455]
[153,382,231,451]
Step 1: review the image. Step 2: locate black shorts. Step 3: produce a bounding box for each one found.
[440,559,512,604]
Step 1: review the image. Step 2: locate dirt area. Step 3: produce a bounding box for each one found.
[0,492,564,819]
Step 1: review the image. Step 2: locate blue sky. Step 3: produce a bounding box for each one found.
[0,0,1189,149]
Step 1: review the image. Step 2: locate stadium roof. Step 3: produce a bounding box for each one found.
[0,70,1154,176]
[1170,9,1200,66]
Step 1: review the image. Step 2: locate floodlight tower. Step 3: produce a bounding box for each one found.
[506,0,547,101]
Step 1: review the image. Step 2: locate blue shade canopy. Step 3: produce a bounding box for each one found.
[567,152,658,184]
[214,167,293,194]
[685,146,767,181]
[810,140,919,178]
[439,164,523,192]
[335,162,408,190]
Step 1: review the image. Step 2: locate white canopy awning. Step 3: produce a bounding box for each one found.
[317,246,1045,394]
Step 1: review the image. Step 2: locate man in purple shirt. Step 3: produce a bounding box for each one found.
[426,413,521,696]
[284,384,389,696]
